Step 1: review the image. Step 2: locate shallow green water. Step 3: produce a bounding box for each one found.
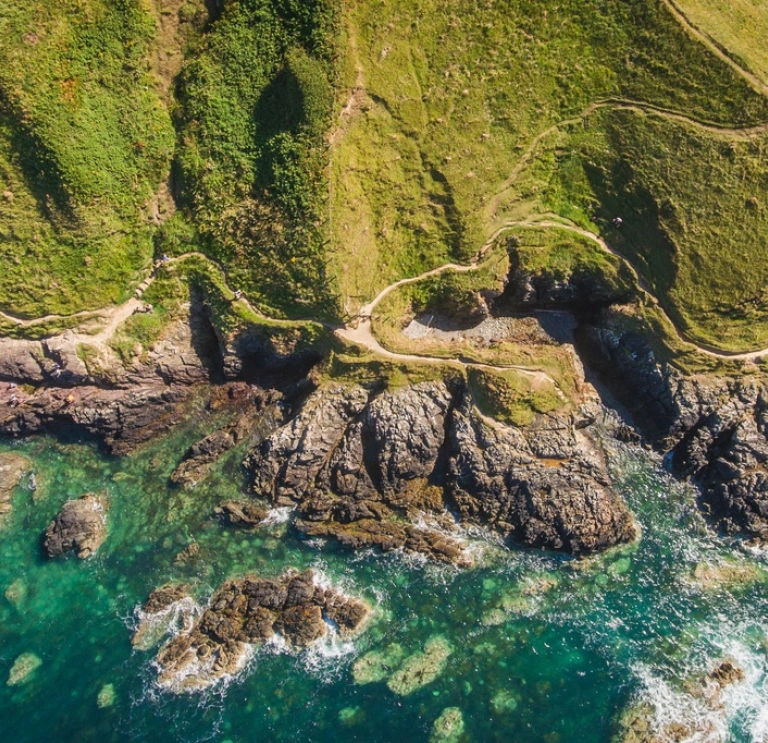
[2,419,768,743]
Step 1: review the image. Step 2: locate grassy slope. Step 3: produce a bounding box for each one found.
[171,0,341,321]
[0,0,174,317]
[674,0,768,84]
[542,109,768,351]
[330,0,768,316]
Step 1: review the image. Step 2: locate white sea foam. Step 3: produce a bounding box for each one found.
[631,624,768,743]
[261,506,294,526]
[131,597,202,651]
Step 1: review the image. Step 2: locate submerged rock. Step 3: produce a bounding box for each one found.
[0,452,31,519]
[97,683,116,708]
[7,652,41,686]
[151,569,369,692]
[352,643,406,685]
[386,636,453,696]
[690,559,765,590]
[44,493,108,559]
[430,707,464,743]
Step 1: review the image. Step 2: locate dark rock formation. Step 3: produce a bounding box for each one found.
[214,500,268,527]
[670,385,768,537]
[0,452,31,518]
[44,493,108,558]
[577,307,768,540]
[446,397,636,554]
[150,569,369,691]
[245,381,635,561]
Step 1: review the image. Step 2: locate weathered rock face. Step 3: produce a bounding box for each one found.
[670,386,768,538]
[577,308,768,540]
[0,452,31,519]
[446,398,636,554]
[44,493,108,558]
[245,381,635,562]
[149,569,369,692]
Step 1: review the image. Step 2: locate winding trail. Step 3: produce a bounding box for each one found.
[5,59,768,364]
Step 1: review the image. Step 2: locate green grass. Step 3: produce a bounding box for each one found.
[543,108,768,351]
[467,367,564,427]
[330,0,768,314]
[0,0,174,317]
[173,0,341,321]
[673,0,768,85]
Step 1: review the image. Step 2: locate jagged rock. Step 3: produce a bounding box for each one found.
[44,493,108,558]
[143,584,191,614]
[247,384,370,504]
[446,397,636,554]
[707,660,745,688]
[172,428,236,487]
[215,500,268,527]
[0,452,31,518]
[245,380,634,561]
[670,386,768,537]
[132,584,195,651]
[0,340,45,383]
[151,569,369,692]
[1,382,193,455]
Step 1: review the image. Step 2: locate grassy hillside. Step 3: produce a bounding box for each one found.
[172,0,341,320]
[0,0,174,317]
[330,0,768,315]
[3,0,768,362]
[673,0,768,85]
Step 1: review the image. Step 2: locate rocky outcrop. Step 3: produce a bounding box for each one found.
[1,382,194,455]
[576,307,768,540]
[245,380,635,561]
[446,397,636,554]
[214,500,268,527]
[0,452,31,519]
[150,569,369,691]
[44,493,108,558]
[670,385,768,538]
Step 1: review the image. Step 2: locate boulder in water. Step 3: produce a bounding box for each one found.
[44,493,108,558]
[151,569,369,692]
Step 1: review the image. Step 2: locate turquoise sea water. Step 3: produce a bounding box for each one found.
[3,414,768,743]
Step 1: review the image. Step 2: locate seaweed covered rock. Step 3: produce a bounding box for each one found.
[44,494,108,559]
[430,707,465,743]
[152,569,369,692]
[245,380,635,562]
